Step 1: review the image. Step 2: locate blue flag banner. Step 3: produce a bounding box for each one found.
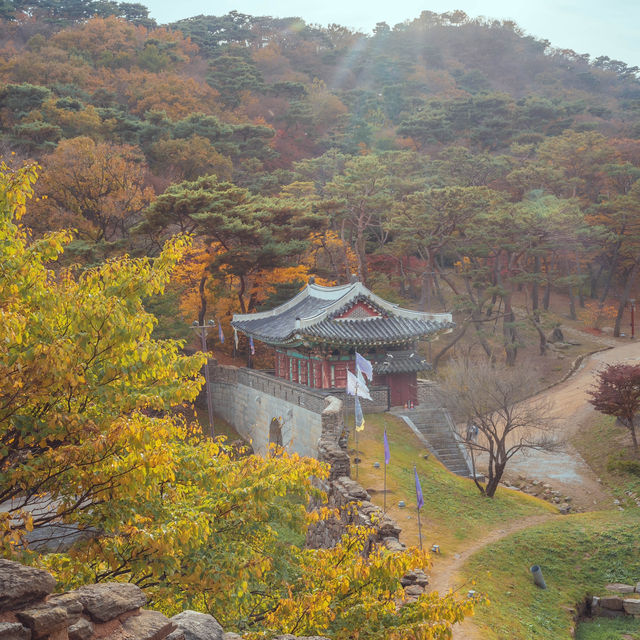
[384,429,390,465]
[354,396,365,432]
[249,336,255,355]
[355,351,373,381]
[414,465,424,510]
[218,322,225,343]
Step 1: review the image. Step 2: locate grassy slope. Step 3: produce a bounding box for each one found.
[351,413,554,553]
[451,410,640,640]
[462,511,640,639]
[576,617,640,640]
[572,413,640,506]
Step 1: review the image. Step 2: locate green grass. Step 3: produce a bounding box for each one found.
[351,413,554,553]
[572,413,640,506]
[576,617,640,640]
[462,511,640,639]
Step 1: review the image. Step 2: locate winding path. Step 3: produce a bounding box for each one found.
[428,329,640,638]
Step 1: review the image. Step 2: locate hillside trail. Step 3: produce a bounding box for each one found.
[429,327,640,639]
[429,514,555,640]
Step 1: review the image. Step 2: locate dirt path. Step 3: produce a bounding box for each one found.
[497,329,640,509]
[430,329,640,638]
[428,514,555,640]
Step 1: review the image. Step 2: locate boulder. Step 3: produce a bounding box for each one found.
[605,583,635,594]
[16,605,67,639]
[0,559,57,613]
[623,598,640,615]
[73,583,146,622]
[68,618,94,640]
[120,610,175,640]
[404,584,425,597]
[0,622,31,640]
[168,610,223,640]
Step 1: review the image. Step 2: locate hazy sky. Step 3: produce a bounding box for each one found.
[143,0,639,68]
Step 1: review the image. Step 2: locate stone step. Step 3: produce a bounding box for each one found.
[394,408,472,478]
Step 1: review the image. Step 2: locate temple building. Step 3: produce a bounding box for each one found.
[231,278,453,408]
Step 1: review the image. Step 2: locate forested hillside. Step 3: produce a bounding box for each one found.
[2,0,640,363]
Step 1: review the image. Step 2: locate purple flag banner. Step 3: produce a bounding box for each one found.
[384,429,390,465]
[414,465,424,510]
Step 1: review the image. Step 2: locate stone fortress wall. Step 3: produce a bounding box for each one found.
[208,360,390,458]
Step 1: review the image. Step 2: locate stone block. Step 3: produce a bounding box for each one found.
[623,599,640,615]
[68,618,94,640]
[47,594,83,624]
[0,622,31,640]
[383,537,405,552]
[168,610,223,640]
[17,605,68,639]
[0,559,57,613]
[600,596,624,610]
[119,610,174,640]
[73,583,146,622]
[605,583,635,594]
[404,584,424,597]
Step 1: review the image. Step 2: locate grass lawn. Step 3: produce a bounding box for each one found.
[350,412,555,553]
[572,413,640,507]
[576,617,640,640]
[462,511,640,639]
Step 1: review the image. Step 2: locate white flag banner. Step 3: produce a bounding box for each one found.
[355,351,373,381]
[347,369,372,400]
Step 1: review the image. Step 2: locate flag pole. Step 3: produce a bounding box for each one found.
[354,419,358,479]
[414,464,423,550]
[383,455,387,512]
[417,501,423,550]
[354,368,359,480]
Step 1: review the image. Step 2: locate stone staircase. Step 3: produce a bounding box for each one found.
[391,406,472,478]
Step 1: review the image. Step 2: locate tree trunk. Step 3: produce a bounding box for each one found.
[432,321,468,370]
[530,315,547,356]
[502,292,518,366]
[567,285,577,320]
[600,238,623,304]
[543,257,551,310]
[532,255,540,322]
[614,262,639,337]
[576,255,585,308]
[198,273,208,325]
[485,462,506,498]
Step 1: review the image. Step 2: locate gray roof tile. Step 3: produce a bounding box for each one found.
[232,281,453,347]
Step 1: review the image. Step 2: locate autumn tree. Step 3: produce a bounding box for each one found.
[1,162,474,639]
[588,363,640,454]
[28,136,154,242]
[0,160,204,547]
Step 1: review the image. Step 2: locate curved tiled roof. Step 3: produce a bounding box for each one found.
[232,281,453,347]
[373,350,431,374]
